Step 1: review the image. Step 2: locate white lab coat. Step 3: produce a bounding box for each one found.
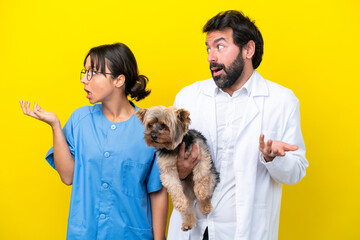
[168,71,308,240]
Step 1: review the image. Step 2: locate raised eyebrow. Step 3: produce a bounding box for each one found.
[205,37,227,46]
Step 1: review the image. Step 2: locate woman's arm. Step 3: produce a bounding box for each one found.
[20,101,75,185]
[150,187,168,240]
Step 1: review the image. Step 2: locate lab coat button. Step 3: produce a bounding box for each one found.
[100,214,106,219]
[104,152,110,158]
[102,183,109,189]
[111,124,116,130]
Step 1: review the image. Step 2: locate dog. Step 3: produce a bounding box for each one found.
[135,106,219,231]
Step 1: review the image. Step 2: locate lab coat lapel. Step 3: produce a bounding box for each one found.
[233,71,269,239]
[198,81,218,161]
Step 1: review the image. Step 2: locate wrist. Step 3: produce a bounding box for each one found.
[264,155,275,162]
[50,120,61,129]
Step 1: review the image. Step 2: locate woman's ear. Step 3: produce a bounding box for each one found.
[114,74,125,88]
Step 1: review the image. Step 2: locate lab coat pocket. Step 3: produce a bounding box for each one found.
[121,160,150,198]
[251,204,269,240]
[125,225,153,239]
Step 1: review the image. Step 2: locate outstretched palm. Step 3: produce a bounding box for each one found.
[20,101,59,127]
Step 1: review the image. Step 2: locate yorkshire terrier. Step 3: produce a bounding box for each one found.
[136,106,219,231]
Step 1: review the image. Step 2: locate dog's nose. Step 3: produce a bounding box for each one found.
[151,134,158,141]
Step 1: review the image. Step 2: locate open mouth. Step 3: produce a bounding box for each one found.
[212,67,223,76]
[84,89,91,98]
[210,64,225,77]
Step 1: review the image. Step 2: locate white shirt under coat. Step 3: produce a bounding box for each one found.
[168,70,308,240]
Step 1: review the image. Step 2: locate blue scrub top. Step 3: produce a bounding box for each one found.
[46,103,162,240]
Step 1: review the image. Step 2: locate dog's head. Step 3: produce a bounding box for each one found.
[135,106,191,150]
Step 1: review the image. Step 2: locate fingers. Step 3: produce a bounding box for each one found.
[178,143,185,160]
[20,100,39,119]
[283,143,299,151]
[259,134,265,149]
[265,139,273,155]
[191,143,201,165]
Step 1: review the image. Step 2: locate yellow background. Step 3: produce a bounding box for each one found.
[1,0,359,239]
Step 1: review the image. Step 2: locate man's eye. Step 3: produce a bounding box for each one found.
[92,71,98,75]
[218,45,224,50]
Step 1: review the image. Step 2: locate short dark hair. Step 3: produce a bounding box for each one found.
[84,43,150,101]
[203,10,264,69]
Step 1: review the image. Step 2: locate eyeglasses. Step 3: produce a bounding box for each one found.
[80,68,113,81]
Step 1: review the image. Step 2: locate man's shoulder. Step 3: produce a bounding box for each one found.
[175,78,215,101]
[253,71,297,102]
[258,75,299,108]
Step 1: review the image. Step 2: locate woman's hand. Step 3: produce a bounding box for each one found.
[20,101,60,127]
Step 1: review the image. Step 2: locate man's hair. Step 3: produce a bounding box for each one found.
[203,10,264,69]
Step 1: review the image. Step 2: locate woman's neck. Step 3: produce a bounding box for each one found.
[101,96,135,123]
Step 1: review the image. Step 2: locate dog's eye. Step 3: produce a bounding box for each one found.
[147,123,153,128]
[160,123,167,129]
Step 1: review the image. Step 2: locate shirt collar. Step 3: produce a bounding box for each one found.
[214,70,255,97]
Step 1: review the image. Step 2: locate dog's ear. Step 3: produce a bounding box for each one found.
[176,108,191,130]
[135,108,147,124]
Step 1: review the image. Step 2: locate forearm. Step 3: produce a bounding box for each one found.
[51,121,75,185]
[150,187,168,240]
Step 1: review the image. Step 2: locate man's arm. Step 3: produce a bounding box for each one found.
[259,101,308,185]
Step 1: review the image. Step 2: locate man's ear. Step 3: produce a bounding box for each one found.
[176,108,191,131]
[114,74,126,88]
[243,40,255,60]
[135,108,147,123]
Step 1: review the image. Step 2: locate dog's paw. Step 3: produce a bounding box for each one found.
[181,222,195,231]
[199,202,213,214]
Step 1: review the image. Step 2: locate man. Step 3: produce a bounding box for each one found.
[167,10,308,240]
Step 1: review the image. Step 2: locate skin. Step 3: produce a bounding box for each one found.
[21,55,167,240]
[176,28,299,178]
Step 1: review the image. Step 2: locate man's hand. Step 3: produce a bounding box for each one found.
[177,143,201,179]
[259,134,299,162]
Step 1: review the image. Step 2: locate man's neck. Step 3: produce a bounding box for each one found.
[222,68,254,96]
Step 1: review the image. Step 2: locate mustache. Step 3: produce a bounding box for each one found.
[210,62,225,70]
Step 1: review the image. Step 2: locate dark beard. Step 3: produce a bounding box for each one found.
[211,52,244,89]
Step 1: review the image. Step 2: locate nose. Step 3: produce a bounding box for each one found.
[80,75,88,84]
[208,49,218,63]
[151,134,158,141]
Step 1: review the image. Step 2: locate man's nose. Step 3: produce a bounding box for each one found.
[208,49,218,63]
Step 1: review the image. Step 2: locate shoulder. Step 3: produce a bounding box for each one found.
[174,78,214,107]
[255,73,300,112]
[266,80,298,101]
[252,71,298,104]
[69,105,101,126]
[176,79,213,96]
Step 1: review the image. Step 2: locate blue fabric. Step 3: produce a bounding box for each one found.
[45,103,162,240]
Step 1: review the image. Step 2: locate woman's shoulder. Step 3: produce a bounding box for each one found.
[69,105,101,123]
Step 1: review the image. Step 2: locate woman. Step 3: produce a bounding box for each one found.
[20,43,168,239]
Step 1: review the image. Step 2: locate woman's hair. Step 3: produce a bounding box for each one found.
[203,10,264,69]
[84,43,150,101]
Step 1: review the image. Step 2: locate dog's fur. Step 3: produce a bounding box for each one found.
[136,106,219,231]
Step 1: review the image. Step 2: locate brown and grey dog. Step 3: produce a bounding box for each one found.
[135,106,219,231]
